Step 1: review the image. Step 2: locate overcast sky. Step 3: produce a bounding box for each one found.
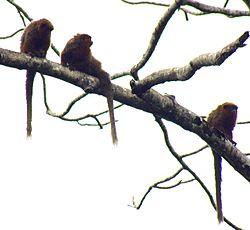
[0,0,250,229]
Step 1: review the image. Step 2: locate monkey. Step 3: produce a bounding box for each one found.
[207,102,238,223]
[20,18,54,138]
[61,34,118,145]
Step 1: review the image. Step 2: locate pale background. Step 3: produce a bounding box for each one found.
[0,0,249,229]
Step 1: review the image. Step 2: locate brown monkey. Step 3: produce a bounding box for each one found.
[61,34,118,144]
[20,19,54,138]
[207,102,238,223]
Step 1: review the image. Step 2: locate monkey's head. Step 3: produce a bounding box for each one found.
[208,102,238,140]
[220,102,238,118]
[74,34,93,48]
[38,19,54,35]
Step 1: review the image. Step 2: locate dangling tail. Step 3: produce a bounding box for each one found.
[213,150,223,223]
[98,71,118,145]
[26,70,36,139]
[106,93,118,145]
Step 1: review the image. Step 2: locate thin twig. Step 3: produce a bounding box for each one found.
[224,0,229,8]
[155,178,195,189]
[0,28,23,39]
[41,74,88,117]
[237,121,250,125]
[121,0,169,7]
[181,145,209,158]
[132,168,184,209]
[6,0,32,22]
[41,73,122,128]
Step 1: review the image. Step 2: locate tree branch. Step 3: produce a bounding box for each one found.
[130,31,249,93]
[0,28,23,39]
[130,0,184,79]
[155,117,242,230]
[0,47,249,183]
[181,145,208,158]
[131,168,184,209]
[185,0,250,17]
[122,0,250,17]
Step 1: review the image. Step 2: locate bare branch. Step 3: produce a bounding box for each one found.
[122,0,250,17]
[224,0,229,8]
[0,28,23,39]
[131,31,249,93]
[41,73,122,128]
[122,0,206,17]
[155,117,242,229]
[111,71,131,80]
[121,0,169,7]
[130,0,184,80]
[185,0,250,17]
[237,120,250,125]
[155,178,195,189]
[181,145,209,158]
[41,74,88,117]
[50,44,60,57]
[132,168,184,209]
[6,0,32,23]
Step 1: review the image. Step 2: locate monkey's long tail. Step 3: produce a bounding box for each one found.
[26,70,36,139]
[213,150,223,223]
[106,89,118,145]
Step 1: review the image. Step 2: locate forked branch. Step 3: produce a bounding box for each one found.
[131,31,249,93]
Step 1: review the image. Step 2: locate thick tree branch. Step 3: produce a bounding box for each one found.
[0,47,249,183]
[131,31,249,93]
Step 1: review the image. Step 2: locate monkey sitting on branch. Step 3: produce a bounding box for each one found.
[207,102,238,223]
[20,18,54,138]
[61,34,118,145]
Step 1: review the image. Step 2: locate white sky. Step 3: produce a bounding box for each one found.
[0,0,250,229]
